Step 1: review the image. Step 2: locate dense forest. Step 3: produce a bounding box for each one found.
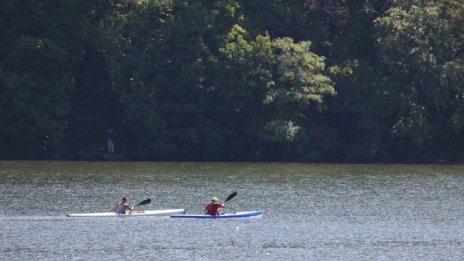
[1,0,463,162]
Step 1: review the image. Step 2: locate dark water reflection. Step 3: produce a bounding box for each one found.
[1,161,464,260]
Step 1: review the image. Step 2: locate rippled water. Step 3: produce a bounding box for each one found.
[1,161,464,260]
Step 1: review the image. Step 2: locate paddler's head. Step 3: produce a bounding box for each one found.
[212,197,219,202]
[122,196,128,203]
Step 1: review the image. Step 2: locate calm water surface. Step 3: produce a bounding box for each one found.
[1,161,464,260]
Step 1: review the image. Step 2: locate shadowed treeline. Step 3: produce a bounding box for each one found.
[1,0,463,162]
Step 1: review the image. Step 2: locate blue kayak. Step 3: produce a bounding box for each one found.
[170,211,262,219]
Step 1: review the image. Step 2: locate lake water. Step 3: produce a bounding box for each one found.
[1,161,464,260]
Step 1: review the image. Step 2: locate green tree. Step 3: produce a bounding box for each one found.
[375,0,464,159]
[0,0,103,158]
[238,0,309,40]
[0,37,72,158]
[302,0,394,162]
[216,25,274,159]
[103,0,243,159]
[260,37,335,160]
[0,0,123,158]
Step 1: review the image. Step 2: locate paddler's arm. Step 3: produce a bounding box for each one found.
[126,203,134,212]
[220,202,225,215]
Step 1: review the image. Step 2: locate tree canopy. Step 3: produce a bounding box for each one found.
[1,0,463,162]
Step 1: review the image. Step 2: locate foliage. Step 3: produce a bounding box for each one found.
[0,0,97,158]
[1,0,464,162]
[375,0,464,149]
[266,38,334,109]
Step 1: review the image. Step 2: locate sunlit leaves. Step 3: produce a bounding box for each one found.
[259,120,307,143]
[219,24,253,61]
[265,37,335,107]
[375,0,464,145]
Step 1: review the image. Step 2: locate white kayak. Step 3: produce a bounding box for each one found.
[66,209,186,217]
[170,211,262,219]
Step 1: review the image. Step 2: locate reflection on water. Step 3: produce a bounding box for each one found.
[1,161,464,260]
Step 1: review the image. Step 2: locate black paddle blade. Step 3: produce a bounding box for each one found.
[134,198,151,207]
[224,192,237,202]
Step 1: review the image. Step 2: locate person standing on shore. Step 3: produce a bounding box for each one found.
[107,128,115,153]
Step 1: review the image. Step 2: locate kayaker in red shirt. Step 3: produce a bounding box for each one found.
[204,197,224,215]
